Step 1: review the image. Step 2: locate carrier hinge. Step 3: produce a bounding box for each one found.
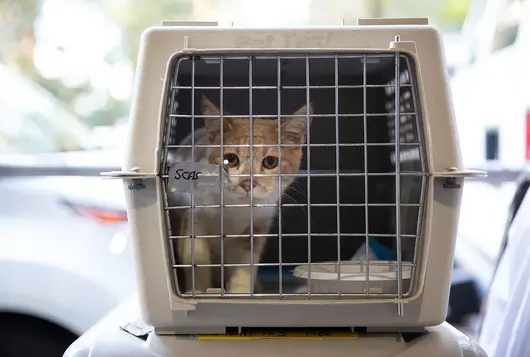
[101,167,157,190]
[120,320,154,340]
[433,167,487,189]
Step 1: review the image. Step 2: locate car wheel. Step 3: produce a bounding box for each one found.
[0,313,77,357]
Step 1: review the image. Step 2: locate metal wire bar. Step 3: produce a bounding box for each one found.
[190,56,196,296]
[174,293,408,301]
[170,232,420,239]
[177,292,413,298]
[334,54,341,296]
[170,113,418,118]
[394,46,404,316]
[249,56,255,296]
[277,57,283,296]
[305,55,312,296]
[166,143,422,149]
[174,261,416,268]
[363,54,371,296]
[180,53,397,60]
[172,84,415,90]
[220,56,225,297]
[166,203,422,209]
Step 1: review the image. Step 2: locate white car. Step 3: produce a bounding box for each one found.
[450,0,530,302]
[452,0,530,171]
[0,65,135,357]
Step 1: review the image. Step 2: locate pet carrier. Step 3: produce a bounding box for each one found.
[64,18,488,357]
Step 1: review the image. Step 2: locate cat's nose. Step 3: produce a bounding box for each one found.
[239,179,258,192]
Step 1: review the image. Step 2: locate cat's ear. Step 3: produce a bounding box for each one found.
[202,95,220,117]
[202,95,232,142]
[280,102,313,144]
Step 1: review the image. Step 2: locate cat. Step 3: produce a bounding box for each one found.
[168,95,312,295]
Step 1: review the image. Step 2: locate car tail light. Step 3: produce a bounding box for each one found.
[74,206,127,224]
[60,199,127,224]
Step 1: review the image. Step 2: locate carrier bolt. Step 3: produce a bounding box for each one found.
[443,167,461,189]
[128,167,146,190]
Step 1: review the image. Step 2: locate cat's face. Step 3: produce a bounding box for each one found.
[202,96,311,202]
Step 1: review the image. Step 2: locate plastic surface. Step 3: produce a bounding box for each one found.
[123,22,465,331]
[63,296,487,357]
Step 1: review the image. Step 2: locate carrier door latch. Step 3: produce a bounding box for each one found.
[433,167,487,189]
[101,162,231,191]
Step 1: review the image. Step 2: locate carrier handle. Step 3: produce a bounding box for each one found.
[101,167,157,190]
[432,168,487,178]
[100,170,157,180]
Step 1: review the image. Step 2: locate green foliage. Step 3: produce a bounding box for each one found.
[381,0,471,31]
[101,0,193,66]
[437,0,472,31]
[92,0,193,125]
[2,0,193,128]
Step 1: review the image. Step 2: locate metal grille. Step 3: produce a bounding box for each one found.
[161,51,427,301]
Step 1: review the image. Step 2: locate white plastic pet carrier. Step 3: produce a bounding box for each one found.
[64,18,488,357]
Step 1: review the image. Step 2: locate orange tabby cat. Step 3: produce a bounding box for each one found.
[170,96,311,294]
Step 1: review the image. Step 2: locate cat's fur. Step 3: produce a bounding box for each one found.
[169,96,311,294]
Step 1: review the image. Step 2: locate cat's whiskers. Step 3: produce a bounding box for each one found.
[286,182,309,200]
[281,192,309,215]
[282,183,309,214]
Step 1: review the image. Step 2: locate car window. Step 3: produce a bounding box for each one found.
[461,0,488,63]
[0,101,89,155]
[0,67,91,155]
[0,107,55,154]
[491,0,524,52]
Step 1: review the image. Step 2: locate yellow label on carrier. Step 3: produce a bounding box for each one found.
[195,330,358,340]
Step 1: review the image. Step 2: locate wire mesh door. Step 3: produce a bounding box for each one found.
[161,50,428,301]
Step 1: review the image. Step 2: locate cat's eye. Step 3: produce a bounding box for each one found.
[262,156,278,169]
[223,153,239,167]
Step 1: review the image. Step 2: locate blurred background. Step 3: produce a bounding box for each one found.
[0,0,527,355]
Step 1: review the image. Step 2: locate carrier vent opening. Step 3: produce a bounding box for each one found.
[162,52,427,300]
